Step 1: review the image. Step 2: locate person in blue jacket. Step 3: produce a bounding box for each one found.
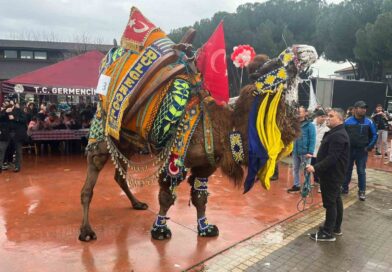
[287,106,316,193]
[342,100,377,201]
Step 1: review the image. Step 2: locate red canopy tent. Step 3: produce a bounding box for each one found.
[1,50,104,96]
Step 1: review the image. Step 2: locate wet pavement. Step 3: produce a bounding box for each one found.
[0,151,391,272]
[196,187,392,272]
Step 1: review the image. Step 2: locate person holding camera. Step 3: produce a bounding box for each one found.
[0,100,27,172]
[0,102,11,173]
[371,104,391,158]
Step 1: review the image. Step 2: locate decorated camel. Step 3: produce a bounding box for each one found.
[79,7,318,241]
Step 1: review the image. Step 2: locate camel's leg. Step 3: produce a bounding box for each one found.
[189,166,219,237]
[114,168,148,210]
[79,144,109,241]
[151,177,178,240]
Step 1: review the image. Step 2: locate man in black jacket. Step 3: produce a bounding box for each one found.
[306,108,350,242]
[0,100,27,172]
[0,102,11,173]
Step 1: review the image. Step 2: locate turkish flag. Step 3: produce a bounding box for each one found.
[121,7,158,48]
[196,21,229,103]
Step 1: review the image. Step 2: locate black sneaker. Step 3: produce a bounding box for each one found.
[384,153,389,159]
[358,191,366,201]
[270,175,279,181]
[341,188,349,195]
[333,229,343,236]
[310,229,336,242]
[375,151,382,156]
[287,185,300,193]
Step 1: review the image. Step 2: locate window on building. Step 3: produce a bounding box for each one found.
[34,51,47,60]
[4,50,17,59]
[21,50,33,59]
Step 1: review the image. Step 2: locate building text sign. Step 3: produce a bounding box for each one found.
[33,86,96,95]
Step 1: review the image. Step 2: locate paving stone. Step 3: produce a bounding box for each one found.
[189,168,392,272]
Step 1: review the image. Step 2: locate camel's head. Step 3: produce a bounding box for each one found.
[235,45,317,193]
[286,44,318,73]
[250,44,317,104]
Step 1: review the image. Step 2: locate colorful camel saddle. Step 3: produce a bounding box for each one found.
[90,7,198,143]
[88,7,210,187]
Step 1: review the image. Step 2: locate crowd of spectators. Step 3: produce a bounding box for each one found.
[24,101,95,135]
[1,97,96,172]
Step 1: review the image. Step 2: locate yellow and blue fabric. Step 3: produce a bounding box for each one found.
[229,131,244,164]
[243,95,269,193]
[253,47,294,96]
[198,216,210,232]
[153,215,167,227]
[244,47,297,192]
[193,177,208,193]
[278,47,295,67]
[149,79,191,149]
[254,67,287,96]
[256,87,285,190]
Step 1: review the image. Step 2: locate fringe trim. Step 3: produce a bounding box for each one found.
[127,169,160,188]
[106,135,167,188]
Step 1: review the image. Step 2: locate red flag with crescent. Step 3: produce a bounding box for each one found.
[121,7,159,50]
[196,21,229,103]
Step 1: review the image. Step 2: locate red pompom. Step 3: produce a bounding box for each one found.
[231,45,256,68]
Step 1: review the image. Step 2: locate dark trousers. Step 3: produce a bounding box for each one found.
[0,132,22,169]
[320,181,343,234]
[310,157,319,183]
[343,147,368,192]
[5,140,15,163]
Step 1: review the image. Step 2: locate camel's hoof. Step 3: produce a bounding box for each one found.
[133,202,148,210]
[151,225,172,240]
[198,225,219,237]
[79,227,97,242]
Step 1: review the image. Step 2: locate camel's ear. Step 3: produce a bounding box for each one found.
[247,54,270,82]
[179,28,196,44]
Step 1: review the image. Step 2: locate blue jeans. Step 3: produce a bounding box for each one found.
[292,154,310,187]
[343,147,368,192]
